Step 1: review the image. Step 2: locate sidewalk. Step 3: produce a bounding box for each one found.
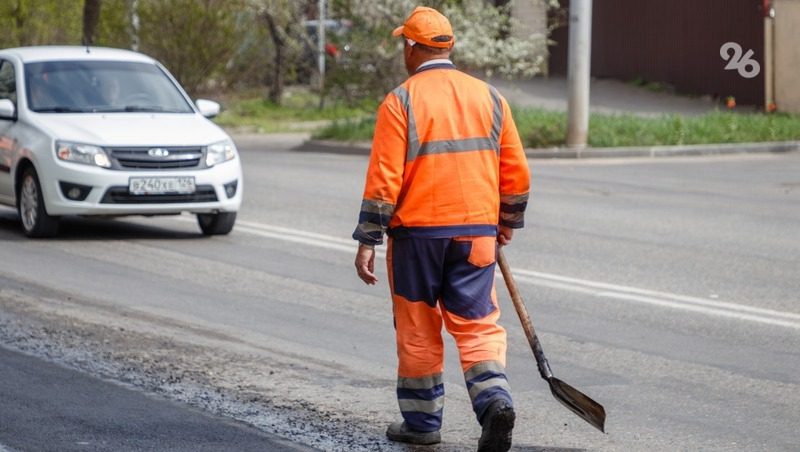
[488,75,732,117]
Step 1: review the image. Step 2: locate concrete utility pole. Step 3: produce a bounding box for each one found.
[317,0,326,91]
[764,0,775,112]
[566,0,593,148]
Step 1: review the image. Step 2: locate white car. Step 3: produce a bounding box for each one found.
[0,46,242,237]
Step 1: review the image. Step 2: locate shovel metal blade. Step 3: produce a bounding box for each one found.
[548,377,606,433]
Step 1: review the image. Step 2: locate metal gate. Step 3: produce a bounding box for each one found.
[548,0,766,105]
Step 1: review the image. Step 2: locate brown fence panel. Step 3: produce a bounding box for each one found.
[549,0,765,105]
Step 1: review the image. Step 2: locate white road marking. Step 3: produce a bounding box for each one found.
[235,220,387,258]
[510,268,800,320]
[510,274,800,330]
[176,216,800,330]
[234,223,358,254]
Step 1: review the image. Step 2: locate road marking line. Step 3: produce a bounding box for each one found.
[510,274,800,330]
[237,220,357,246]
[510,267,800,321]
[177,216,800,329]
[234,224,360,255]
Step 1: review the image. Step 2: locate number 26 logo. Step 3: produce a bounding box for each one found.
[720,42,761,79]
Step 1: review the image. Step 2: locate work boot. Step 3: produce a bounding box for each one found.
[386,421,441,445]
[477,400,516,452]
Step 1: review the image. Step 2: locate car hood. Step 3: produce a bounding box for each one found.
[30,113,230,147]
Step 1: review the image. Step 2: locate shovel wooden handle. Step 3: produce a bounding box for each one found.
[497,249,607,432]
[497,249,553,380]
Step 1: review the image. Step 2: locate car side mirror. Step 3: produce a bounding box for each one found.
[0,99,16,121]
[195,99,221,119]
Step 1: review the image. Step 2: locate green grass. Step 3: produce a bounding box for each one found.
[313,108,800,148]
[313,117,377,141]
[515,109,800,148]
[213,87,376,133]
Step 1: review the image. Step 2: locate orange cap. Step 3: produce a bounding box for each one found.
[392,6,455,49]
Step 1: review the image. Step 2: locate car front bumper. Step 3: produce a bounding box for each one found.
[39,157,243,216]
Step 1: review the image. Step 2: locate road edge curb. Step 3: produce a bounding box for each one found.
[289,139,800,159]
[526,141,800,159]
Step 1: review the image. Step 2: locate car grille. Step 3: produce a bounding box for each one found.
[100,185,218,204]
[107,147,204,170]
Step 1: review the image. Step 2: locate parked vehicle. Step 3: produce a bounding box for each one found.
[0,46,242,237]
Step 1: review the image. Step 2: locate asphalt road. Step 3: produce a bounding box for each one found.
[0,134,798,451]
[0,345,313,452]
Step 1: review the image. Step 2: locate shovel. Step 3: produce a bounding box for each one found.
[497,249,606,432]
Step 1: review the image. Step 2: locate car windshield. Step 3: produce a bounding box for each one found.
[24,60,194,114]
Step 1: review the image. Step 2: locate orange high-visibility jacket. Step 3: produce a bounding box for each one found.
[353,62,530,245]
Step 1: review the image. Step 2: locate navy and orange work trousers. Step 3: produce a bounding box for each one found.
[387,234,513,432]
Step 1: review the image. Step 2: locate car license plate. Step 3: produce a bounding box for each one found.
[128,177,196,195]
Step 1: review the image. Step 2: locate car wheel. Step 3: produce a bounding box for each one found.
[197,212,236,236]
[18,167,60,238]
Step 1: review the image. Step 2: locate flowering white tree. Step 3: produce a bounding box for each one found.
[343,0,552,76]
[443,0,551,78]
[325,0,556,102]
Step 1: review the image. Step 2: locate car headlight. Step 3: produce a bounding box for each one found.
[55,141,111,168]
[206,139,236,167]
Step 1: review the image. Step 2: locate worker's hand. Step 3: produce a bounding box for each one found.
[497,225,514,246]
[355,243,378,285]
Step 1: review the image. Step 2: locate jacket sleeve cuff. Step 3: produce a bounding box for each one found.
[352,228,383,246]
[499,193,528,229]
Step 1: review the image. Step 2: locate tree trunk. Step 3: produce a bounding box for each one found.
[128,0,140,51]
[13,0,27,45]
[13,0,24,29]
[261,11,285,105]
[82,0,102,46]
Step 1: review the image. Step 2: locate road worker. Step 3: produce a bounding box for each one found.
[352,6,530,452]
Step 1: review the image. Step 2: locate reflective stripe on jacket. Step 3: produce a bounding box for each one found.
[353,63,530,246]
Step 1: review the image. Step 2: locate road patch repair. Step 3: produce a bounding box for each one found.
[0,281,376,451]
[0,345,308,452]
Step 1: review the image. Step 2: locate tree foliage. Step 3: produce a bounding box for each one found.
[136,0,246,94]
[0,0,83,47]
[95,0,134,49]
[321,0,410,104]
[320,0,553,104]
[0,0,556,101]
[444,0,549,77]
[245,0,309,103]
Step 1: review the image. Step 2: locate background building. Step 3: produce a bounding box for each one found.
[775,0,800,113]
[546,0,800,113]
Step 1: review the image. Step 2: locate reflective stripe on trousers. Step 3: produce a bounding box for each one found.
[465,360,513,424]
[396,374,445,432]
[388,237,512,430]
